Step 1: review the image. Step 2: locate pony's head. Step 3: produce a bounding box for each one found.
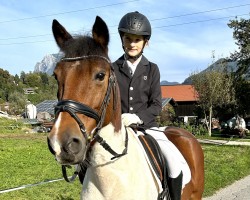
[47,17,121,165]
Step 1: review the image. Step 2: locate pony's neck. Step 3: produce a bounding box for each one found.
[81,123,160,200]
[90,122,125,166]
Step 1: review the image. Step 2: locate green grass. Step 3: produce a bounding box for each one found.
[203,144,250,197]
[0,118,32,134]
[0,127,250,199]
[0,133,81,200]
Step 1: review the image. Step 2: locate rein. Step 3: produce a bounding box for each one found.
[55,55,128,182]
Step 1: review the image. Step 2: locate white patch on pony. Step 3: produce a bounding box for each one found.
[51,113,62,155]
[54,113,61,132]
[129,129,163,191]
[90,123,123,165]
[53,140,61,157]
[81,122,160,200]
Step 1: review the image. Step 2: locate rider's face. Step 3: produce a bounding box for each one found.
[122,33,147,57]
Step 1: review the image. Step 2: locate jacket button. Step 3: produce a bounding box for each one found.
[130,87,133,90]
[129,97,133,100]
[130,107,133,111]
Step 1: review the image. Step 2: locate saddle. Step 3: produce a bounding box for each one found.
[137,130,171,200]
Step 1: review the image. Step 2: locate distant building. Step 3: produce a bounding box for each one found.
[161,97,177,109]
[36,100,57,116]
[161,84,198,118]
[23,88,35,94]
[25,102,37,119]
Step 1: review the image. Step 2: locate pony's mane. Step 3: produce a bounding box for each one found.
[61,35,106,58]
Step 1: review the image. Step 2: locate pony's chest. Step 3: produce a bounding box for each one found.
[81,131,159,200]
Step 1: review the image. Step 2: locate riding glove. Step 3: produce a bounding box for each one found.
[121,113,143,127]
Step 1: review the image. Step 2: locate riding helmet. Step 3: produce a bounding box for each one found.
[118,11,151,40]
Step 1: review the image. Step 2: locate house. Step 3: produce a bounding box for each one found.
[161,97,178,115]
[23,87,35,94]
[36,100,57,116]
[161,84,199,122]
[162,97,177,108]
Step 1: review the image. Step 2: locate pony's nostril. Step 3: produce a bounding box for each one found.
[68,137,82,154]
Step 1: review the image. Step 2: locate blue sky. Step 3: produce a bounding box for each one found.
[0,0,249,83]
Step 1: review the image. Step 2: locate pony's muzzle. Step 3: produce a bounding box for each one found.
[47,134,85,164]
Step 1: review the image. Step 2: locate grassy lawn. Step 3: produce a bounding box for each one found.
[0,128,250,199]
[0,132,81,200]
[203,144,250,197]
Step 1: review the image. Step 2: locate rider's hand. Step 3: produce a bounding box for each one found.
[121,113,143,127]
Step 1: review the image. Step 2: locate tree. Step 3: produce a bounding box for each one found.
[158,104,176,126]
[40,72,49,85]
[14,74,20,84]
[228,17,250,79]
[25,72,42,87]
[9,91,27,115]
[191,60,235,136]
[20,71,26,84]
[0,68,16,101]
[227,17,250,116]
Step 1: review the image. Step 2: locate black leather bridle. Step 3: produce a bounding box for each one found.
[55,55,128,182]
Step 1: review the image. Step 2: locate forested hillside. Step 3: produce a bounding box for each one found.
[0,68,57,115]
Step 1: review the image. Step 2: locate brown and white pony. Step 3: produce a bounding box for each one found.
[47,16,204,200]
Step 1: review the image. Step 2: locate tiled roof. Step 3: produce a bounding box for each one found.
[161,85,198,102]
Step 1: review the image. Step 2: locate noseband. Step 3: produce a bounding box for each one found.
[54,55,128,182]
[55,100,100,140]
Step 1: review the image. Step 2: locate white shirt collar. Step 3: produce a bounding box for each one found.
[126,55,142,75]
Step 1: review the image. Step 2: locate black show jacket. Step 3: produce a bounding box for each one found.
[112,55,162,129]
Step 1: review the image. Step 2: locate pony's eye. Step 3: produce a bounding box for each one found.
[95,72,105,81]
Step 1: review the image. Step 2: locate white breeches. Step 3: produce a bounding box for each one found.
[145,127,191,188]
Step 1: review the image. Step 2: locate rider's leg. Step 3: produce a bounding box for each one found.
[146,128,183,179]
[168,171,183,200]
[145,128,188,200]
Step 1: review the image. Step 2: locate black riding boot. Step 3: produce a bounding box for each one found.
[168,171,183,200]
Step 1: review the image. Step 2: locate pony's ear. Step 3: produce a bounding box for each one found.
[92,16,109,51]
[52,19,73,49]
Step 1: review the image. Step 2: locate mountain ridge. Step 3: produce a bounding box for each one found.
[34,53,63,75]
[33,54,249,85]
[183,58,250,84]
